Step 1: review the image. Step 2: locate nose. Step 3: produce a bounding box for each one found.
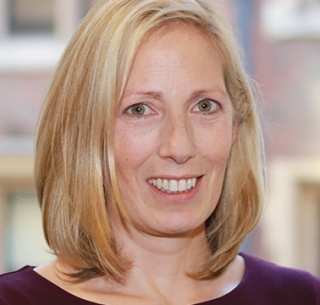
[158,114,196,164]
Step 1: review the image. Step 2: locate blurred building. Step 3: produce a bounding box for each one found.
[0,0,319,276]
[256,0,320,276]
[0,0,98,273]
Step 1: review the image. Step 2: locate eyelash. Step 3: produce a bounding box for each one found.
[192,98,221,114]
[124,98,221,117]
[124,103,152,117]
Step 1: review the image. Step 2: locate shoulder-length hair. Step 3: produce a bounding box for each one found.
[35,0,265,281]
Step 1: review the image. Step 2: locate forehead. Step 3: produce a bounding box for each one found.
[127,23,224,83]
[120,23,227,103]
[143,22,216,52]
[133,22,223,72]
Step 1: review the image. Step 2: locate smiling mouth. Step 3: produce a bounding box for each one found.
[147,178,197,193]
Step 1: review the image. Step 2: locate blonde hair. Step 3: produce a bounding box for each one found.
[35,0,265,281]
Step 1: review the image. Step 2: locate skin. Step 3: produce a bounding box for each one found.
[114,24,237,238]
[35,24,244,305]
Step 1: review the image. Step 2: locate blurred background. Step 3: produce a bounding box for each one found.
[0,0,319,276]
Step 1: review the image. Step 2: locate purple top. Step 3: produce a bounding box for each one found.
[0,253,320,304]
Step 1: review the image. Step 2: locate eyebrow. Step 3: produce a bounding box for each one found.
[122,86,227,100]
[190,88,227,99]
[124,91,163,99]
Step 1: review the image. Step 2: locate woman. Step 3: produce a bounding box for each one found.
[0,0,319,304]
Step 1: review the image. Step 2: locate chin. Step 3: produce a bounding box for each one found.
[147,217,207,237]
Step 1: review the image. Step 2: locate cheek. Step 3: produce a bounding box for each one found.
[114,122,158,173]
[197,123,235,163]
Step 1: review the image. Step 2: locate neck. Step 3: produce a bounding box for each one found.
[106,221,237,305]
[114,220,209,280]
[45,220,243,305]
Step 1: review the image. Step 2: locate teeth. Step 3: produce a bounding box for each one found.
[148,178,197,193]
[178,179,186,192]
[187,179,192,189]
[163,179,169,191]
[156,178,162,189]
[170,180,178,192]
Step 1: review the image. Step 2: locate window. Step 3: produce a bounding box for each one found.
[0,0,100,72]
[261,0,320,39]
[4,191,54,272]
[263,157,320,277]
[9,0,54,35]
[0,156,54,273]
[298,183,320,277]
[0,0,100,39]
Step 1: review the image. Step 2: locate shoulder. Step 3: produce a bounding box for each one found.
[0,266,38,304]
[0,265,72,304]
[240,252,320,304]
[0,265,99,305]
[0,266,34,289]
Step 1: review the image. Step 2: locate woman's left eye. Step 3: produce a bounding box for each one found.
[193,98,220,113]
[125,103,152,116]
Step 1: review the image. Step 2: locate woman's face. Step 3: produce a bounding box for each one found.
[114,25,237,237]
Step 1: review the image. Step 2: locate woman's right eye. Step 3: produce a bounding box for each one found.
[126,103,151,116]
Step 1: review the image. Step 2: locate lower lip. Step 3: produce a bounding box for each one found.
[147,177,203,203]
